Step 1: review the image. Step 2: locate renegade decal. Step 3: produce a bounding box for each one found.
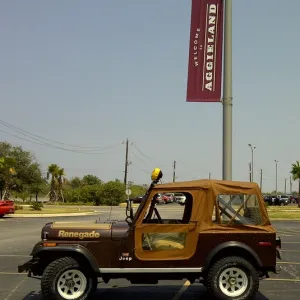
[58,230,100,239]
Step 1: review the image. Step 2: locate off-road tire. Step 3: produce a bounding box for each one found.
[41,257,97,300]
[206,256,259,300]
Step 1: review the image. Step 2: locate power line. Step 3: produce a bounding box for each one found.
[0,128,121,155]
[0,118,120,150]
[131,143,153,161]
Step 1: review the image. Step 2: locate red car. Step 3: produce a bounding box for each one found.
[0,199,15,217]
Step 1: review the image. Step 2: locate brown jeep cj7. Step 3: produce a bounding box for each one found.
[18,168,282,300]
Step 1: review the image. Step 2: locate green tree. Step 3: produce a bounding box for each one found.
[291,161,300,199]
[69,177,82,189]
[82,175,102,186]
[97,181,125,206]
[0,156,16,199]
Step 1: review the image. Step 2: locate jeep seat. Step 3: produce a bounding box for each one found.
[143,232,186,251]
[152,239,184,250]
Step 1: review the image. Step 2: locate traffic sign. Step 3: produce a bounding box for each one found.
[125,189,132,196]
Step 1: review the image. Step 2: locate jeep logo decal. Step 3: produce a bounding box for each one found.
[58,230,100,239]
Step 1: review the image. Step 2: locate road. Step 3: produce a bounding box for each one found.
[0,205,300,299]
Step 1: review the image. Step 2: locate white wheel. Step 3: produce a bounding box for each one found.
[57,269,87,300]
[206,256,259,300]
[218,267,248,297]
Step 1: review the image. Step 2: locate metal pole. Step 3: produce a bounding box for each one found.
[274,160,278,194]
[222,0,233,181]
[284,178,287,194]
[248,144,256,182]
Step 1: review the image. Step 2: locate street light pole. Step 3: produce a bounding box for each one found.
[274,160,278,194]
[222,0,233,181]
[248,144,256,182]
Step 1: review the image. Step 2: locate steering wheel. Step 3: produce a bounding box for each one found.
[154,207,163,224]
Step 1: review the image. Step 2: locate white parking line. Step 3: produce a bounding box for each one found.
[0,272,26,275]
[4,277,27,300]
[266,278,300,282]
[0,255,31,257]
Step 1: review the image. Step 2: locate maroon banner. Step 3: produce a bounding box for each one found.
[186,0,224,102]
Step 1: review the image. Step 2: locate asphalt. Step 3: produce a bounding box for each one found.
[0,205,300,300]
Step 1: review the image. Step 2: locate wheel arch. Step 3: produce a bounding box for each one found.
[203,241,262,272]
[33,244,100,275]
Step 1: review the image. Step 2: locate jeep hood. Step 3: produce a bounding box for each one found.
[42,220,130,241]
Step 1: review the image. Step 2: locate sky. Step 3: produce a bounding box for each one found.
[0,0,299,193]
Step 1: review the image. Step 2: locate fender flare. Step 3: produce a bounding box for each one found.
[32,244,100,273]
[203,241,262,270]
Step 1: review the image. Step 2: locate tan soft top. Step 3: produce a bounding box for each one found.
[154,179,260,193]
[148,179,274,232]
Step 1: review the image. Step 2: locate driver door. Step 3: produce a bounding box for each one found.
[134,191,200,261]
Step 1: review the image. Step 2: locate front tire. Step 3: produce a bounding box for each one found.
[41,257,97,300]
[206,256,259,300]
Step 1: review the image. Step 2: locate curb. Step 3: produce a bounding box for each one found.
[119,203,139,208]
[7,211,100,218]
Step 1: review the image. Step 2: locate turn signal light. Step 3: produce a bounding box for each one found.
[43,242,57,247]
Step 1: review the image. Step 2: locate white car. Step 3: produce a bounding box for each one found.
[175,193,186,205]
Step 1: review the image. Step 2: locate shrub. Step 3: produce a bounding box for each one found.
[14,205,23,210]
[30,202,43,211]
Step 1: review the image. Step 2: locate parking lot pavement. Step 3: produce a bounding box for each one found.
[1,208,300,299]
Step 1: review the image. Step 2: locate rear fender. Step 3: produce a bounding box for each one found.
[203,241,262,271]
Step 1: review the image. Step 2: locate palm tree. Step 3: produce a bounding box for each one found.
[47,164,59,202]
[290,161,300,206]
[57,168,66,202]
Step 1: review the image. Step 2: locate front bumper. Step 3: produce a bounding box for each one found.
[18,258,40,277]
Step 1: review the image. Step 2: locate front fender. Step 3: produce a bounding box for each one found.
[32,242,100,273]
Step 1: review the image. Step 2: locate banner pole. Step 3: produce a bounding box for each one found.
[222,0,233,181]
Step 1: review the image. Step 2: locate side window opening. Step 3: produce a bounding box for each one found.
[213,193,263,226]
[141,191,193,251]
[142,192,193,225]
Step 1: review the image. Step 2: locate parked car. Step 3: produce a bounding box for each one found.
[0,199,15,217]
[155,193,165,204]
[278,195,289,205]
[162,193,173,203]
[130,195,145,204]
[174,192,186,205]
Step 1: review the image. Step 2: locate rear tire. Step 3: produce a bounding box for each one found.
[41,257,97,300]
[206,256,259,300]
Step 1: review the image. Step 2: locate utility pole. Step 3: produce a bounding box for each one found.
[260,169,262,191]
[124,138,129,186]
[173,160,176,182]
[209,172,211,179]
[222,0,233,181]
[249,163,251,182]
[290,176,292,194]
[284,178,287,194]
